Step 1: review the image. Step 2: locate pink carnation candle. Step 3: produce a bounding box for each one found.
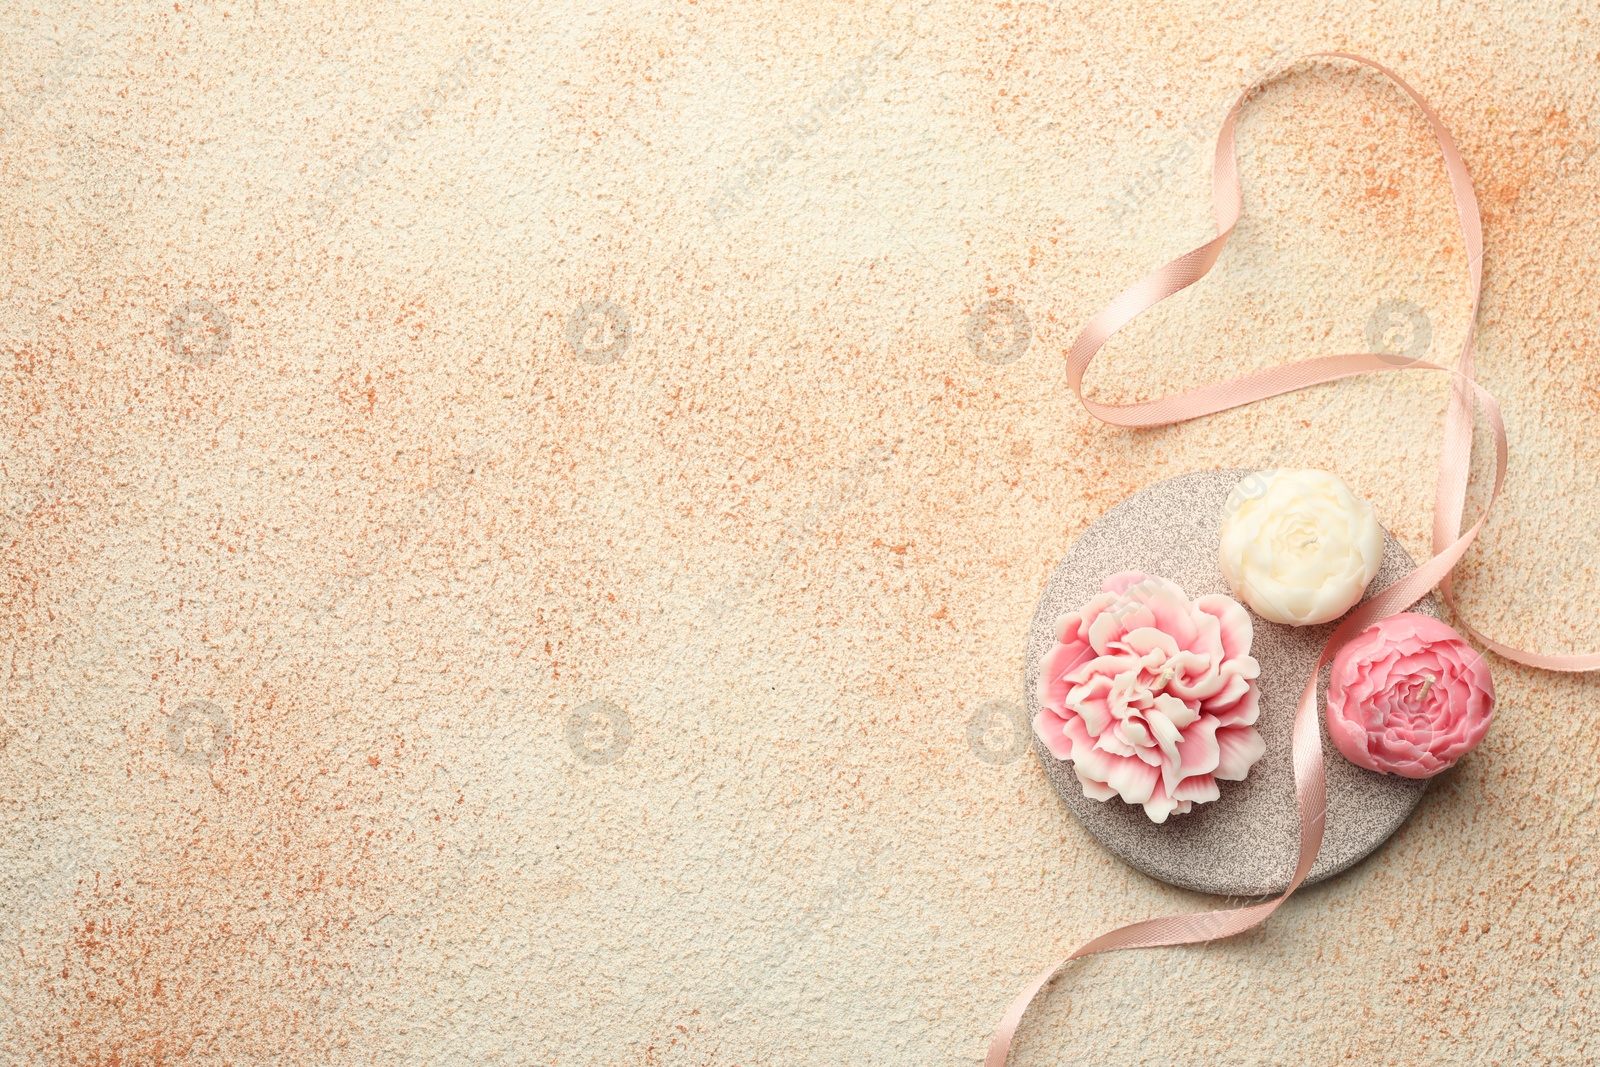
[1034,571,1266,823]
[1326,613,1495,778]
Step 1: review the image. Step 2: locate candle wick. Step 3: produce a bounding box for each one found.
[1418,673,1436,701]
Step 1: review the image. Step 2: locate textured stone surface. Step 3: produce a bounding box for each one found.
[1026,468,1436,896]
[2,4,1599,1066]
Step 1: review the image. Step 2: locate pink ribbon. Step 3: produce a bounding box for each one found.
[988,52,1600,1066]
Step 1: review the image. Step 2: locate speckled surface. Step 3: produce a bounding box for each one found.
[1025,468,1435,896]
[3,4,1600,1066]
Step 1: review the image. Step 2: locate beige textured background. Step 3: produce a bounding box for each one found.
[3,2,1599,1064]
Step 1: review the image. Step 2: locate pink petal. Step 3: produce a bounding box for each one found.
[1141,585,1198,647]
[1194,593,1254,662]
[1069,734,1159,805]
[1215,725,1266,780]
[1174,714,1223,782]
[1101,570,1152,596]
[1038,635,1093,710]
[1209,683,1261,728]
[1141,777,1187,823]
[1172,774,1220,803]
[1073,763,1118,801]
[1033,707,1075,760]
[1194,671,1249,711]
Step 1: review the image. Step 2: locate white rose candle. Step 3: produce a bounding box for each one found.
[1218,469,1383,626]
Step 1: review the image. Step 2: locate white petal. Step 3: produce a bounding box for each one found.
[1146,708,1183,772]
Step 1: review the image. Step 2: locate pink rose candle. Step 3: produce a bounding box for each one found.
[1326,613,1495,778]
[1034,571,1266,823]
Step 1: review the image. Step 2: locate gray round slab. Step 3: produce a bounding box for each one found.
[1025,469,1435,897]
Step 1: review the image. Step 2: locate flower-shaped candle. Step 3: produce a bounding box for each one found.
[1219,468,1383,626]
[1034,571,1266,823]
[1326,613,1495,778]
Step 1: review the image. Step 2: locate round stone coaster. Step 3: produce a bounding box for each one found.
[1025,469,1435,897]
